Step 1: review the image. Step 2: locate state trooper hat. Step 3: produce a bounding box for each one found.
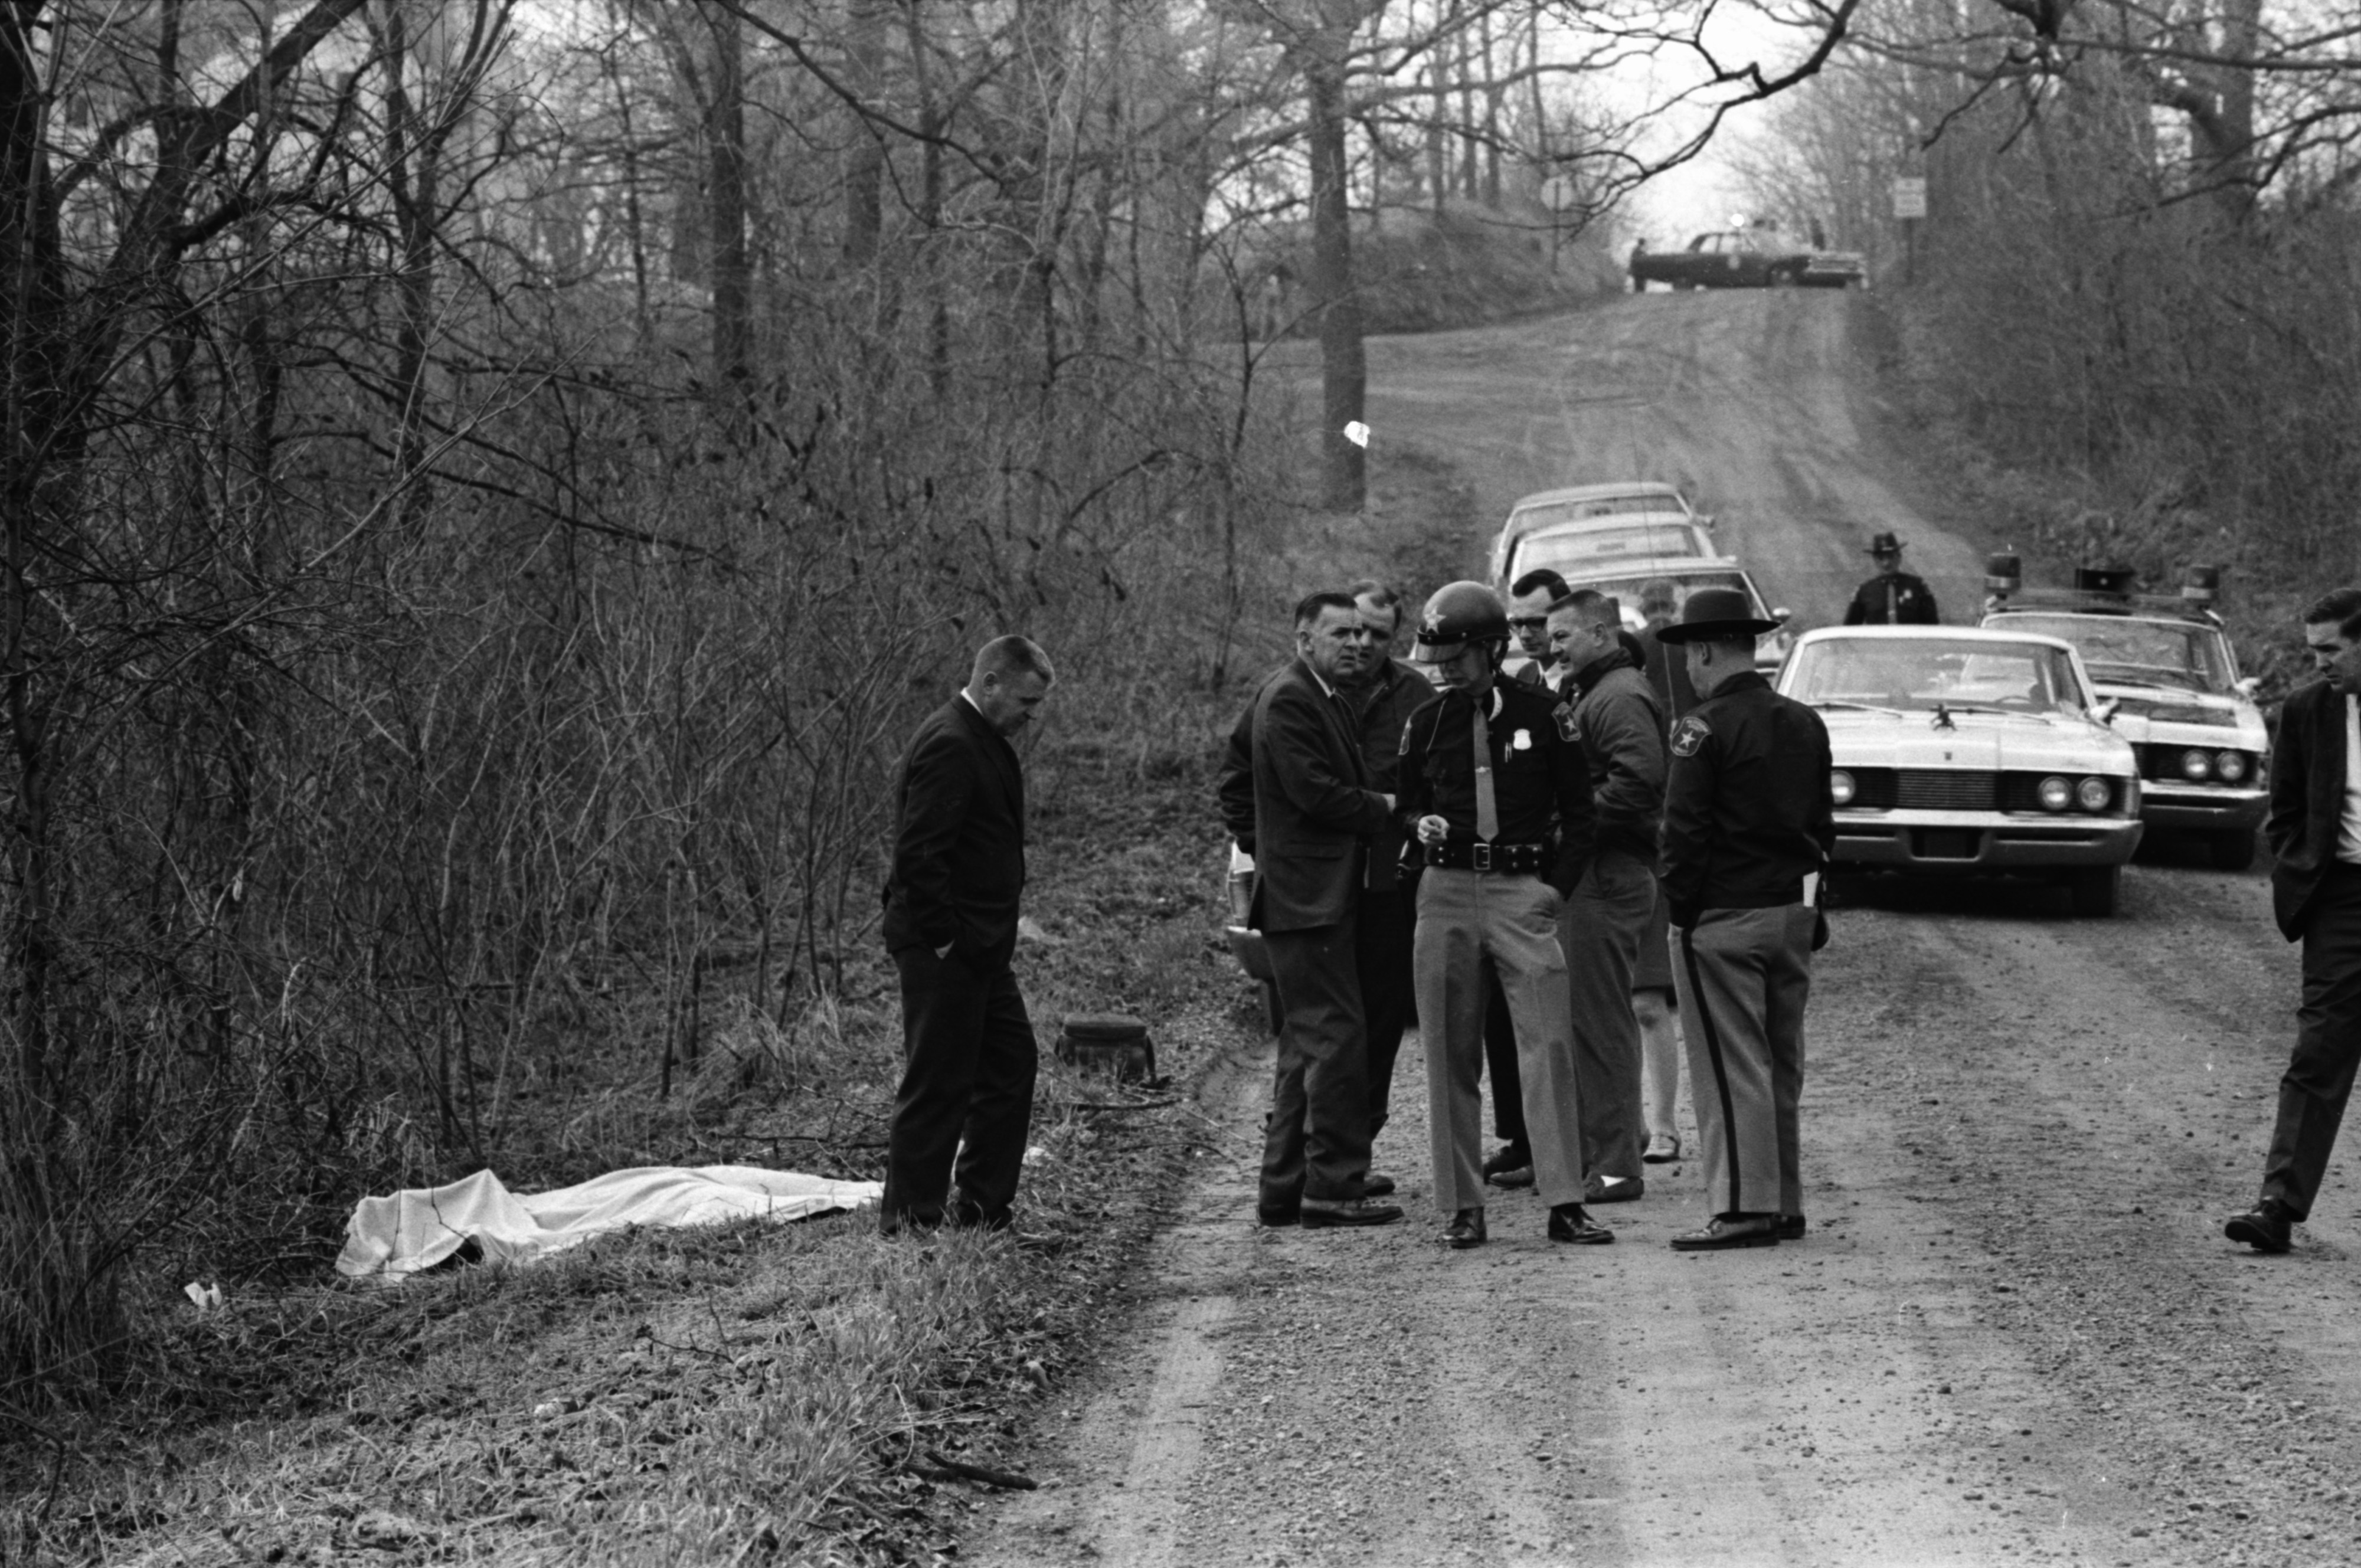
[1653,586,1780,644]
[1866,531,1905,555]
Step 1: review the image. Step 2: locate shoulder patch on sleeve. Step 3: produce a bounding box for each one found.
[1552,701,1580,743]
[1670,713,1711,758]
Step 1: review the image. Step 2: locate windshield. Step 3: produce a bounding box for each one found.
[1512,524,1705,578]
[1998,614,2234,695]
[1551,569,1769,633]
[1509,493,1688,531]
[1786,637,2089,715]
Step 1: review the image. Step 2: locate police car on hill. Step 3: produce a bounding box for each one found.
[1778,624,2144,916]
[1980,560,2268,871]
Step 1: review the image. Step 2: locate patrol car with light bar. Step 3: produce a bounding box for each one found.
[1980,559,2268,870]
[1778,625,2144,915]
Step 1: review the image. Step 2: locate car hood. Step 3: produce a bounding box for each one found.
[2095,684,2270,750]
[1819,708,2137,773]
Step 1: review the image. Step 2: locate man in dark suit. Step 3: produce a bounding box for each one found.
[2228,588,2361,1252]
[879,636,1054,1235]
[1843,532,1940,626]
[1250,591,1404,1229]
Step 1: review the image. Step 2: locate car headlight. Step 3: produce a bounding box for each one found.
[1830,769,1855,806]
[2035,775,2071,811]
[2180,748,2212,781]
[2215,750,2248,783]
[2076,776,2112,812]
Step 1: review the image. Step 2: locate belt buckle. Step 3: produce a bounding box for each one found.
[1471,842,1492,873]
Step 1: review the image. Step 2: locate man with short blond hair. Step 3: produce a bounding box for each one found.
[1547,590,1666,1203]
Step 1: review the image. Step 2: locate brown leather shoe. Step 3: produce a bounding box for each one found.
[1444,1207,1487,1249]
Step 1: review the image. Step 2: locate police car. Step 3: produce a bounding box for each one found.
[1980,561,2267,870]
[1779,625,2144,915]
[1490,482,1714,588]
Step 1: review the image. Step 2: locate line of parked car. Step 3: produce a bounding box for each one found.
[1224,484,2265,1014]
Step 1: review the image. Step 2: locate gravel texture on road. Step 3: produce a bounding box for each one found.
[956,294,2361,1567]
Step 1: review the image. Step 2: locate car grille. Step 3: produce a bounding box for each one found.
[1896,769,1997,810]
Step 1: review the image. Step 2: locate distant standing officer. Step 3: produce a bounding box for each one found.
[2227,588,2361,1253]
[1657,590,1834,1251]
[1399,582,1610,1249]
[1843,532,1940,626]
[1248,592,1404,1229]
[1546,590,1667,1205]
[879,637,1055,1234]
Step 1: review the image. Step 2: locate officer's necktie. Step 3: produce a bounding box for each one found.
[1470,699,1500,843]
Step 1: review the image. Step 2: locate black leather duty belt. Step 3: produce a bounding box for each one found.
[1425,840,1549,874]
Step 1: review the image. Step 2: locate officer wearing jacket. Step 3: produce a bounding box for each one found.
[1843,532,1940,626]
[1398,582,1611,1249]
[1546,590,1667,1203]
[1657,588,1834,1251]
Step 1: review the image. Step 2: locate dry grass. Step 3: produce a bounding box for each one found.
[0,748,1253,1568]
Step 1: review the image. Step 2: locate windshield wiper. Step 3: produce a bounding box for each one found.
[1811,700,1908,716]
[1936,704,2058,722]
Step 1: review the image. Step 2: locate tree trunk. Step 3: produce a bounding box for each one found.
[843,0,887,264]
[703,0,750,384]
[1306,41,1364,512]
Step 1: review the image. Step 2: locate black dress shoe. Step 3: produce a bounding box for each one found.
[1481,1144,1532,1179]
[1774,1213,1807,1240]
[1363,1173,1398,1199]
[1444,1207,1487,1249]
[2225,1201,2292,1253]
[1671,1215,1779,1251]
[1585,1173,1644,1204]
[1547,1204,1614,1245]
[1255,1206,1300,1228]
[1300,1197,1404,1228]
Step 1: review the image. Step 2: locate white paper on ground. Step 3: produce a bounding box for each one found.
[335,1165,883,1283]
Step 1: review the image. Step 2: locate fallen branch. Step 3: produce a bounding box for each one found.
[921,1449,1038,1491]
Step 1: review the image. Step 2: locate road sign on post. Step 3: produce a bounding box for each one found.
[1892,178,1928,220]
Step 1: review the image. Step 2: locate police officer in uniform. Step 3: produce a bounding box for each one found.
[1656,588,1834,1251]
[1398,582,1611,1249]
[1843,532,1940,626]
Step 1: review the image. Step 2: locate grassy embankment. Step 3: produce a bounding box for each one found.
[0,437,1488,1568]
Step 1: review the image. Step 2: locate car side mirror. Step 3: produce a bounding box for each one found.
[2235,676,2259,698]
[2092,698,2121,726]
[1772,606,1793,624]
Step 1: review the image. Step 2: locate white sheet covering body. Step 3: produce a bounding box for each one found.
[335,1165,883,1282]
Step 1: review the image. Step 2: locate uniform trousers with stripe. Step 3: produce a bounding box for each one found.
[1672,904,1814,1218]
[1417,868,1587,1213]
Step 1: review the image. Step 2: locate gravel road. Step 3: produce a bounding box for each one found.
[962,293,2361,1567]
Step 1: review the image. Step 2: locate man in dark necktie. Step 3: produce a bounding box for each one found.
[1247,592,1405,1229]
[879,637,1055,1235]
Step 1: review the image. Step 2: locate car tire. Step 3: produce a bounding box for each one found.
[1771,267,1798,288]
[2209,826,2258,873]
[2067,864,2120,918]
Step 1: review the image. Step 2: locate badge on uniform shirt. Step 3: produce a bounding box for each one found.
[1510,728,1532,751]
[1672,714,1710,758]
[1551,702,1580,743]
